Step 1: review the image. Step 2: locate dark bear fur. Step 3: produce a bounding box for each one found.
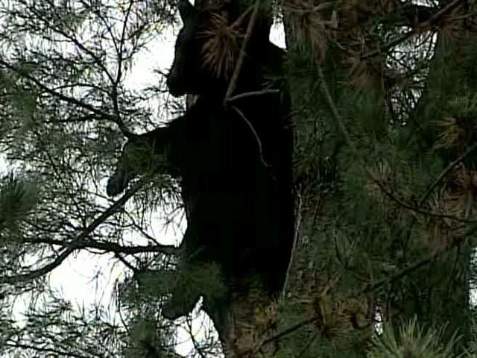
[107,0,294,325]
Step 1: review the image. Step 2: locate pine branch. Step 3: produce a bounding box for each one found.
[259,57,477,350]
[375,179,477,223]
[0,178,150,284]
[260,316,319,348]
[361,0,466,60]
[3,342,88,358]
[111,0,135,135]
[419,142,477,205]
[261,241,461,349]
[316,63,476,224]
[27,0,138,139]
[27,236,178,256]
[359,248,448,295]
[0,58,136,139]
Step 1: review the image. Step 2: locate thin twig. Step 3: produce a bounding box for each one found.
[0,58,136,139]
[111,0,135,135]
[224,0,260,103]
[186,315,208,358]
[226,89,279,103]
[419,142,477,205]
[0,178,148,284]
[115,253,137,272]
[361,0,465,60]
[29,236,178,256]
[296,332,319,357]
[261,241,459,349]
[359,247,447,295]
[316,63,476,224]
[375,178,476,223]
[282,192,302,299]
[231,105,269,168]
[260,316,319,347]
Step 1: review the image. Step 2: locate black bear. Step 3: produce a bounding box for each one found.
[107,0,293,328]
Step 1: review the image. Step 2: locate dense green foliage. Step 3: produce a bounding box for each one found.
[0,0,477,357]
[281,0,477,356]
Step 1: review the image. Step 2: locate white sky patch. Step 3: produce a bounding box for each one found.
[49,251,123,308]
[124,26,177,90]
[271,21,286,49]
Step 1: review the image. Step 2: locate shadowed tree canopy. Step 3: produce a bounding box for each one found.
[1,0,477,357]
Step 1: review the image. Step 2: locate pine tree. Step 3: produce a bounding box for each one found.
[0,1,185,356]
[278,0,477,356]
[1,0,477,357]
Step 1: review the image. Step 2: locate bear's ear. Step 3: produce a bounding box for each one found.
[178,0,195,21]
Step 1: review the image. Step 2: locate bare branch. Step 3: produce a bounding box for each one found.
[224,1,260,103]
[361,0,466,60]
[110,0,135,137]
[226,89,279,103]
[28,236,178,257]
[0,178,149,284]
[231,105,269,168]
[419,142,477,205]
[0,58,137,139]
